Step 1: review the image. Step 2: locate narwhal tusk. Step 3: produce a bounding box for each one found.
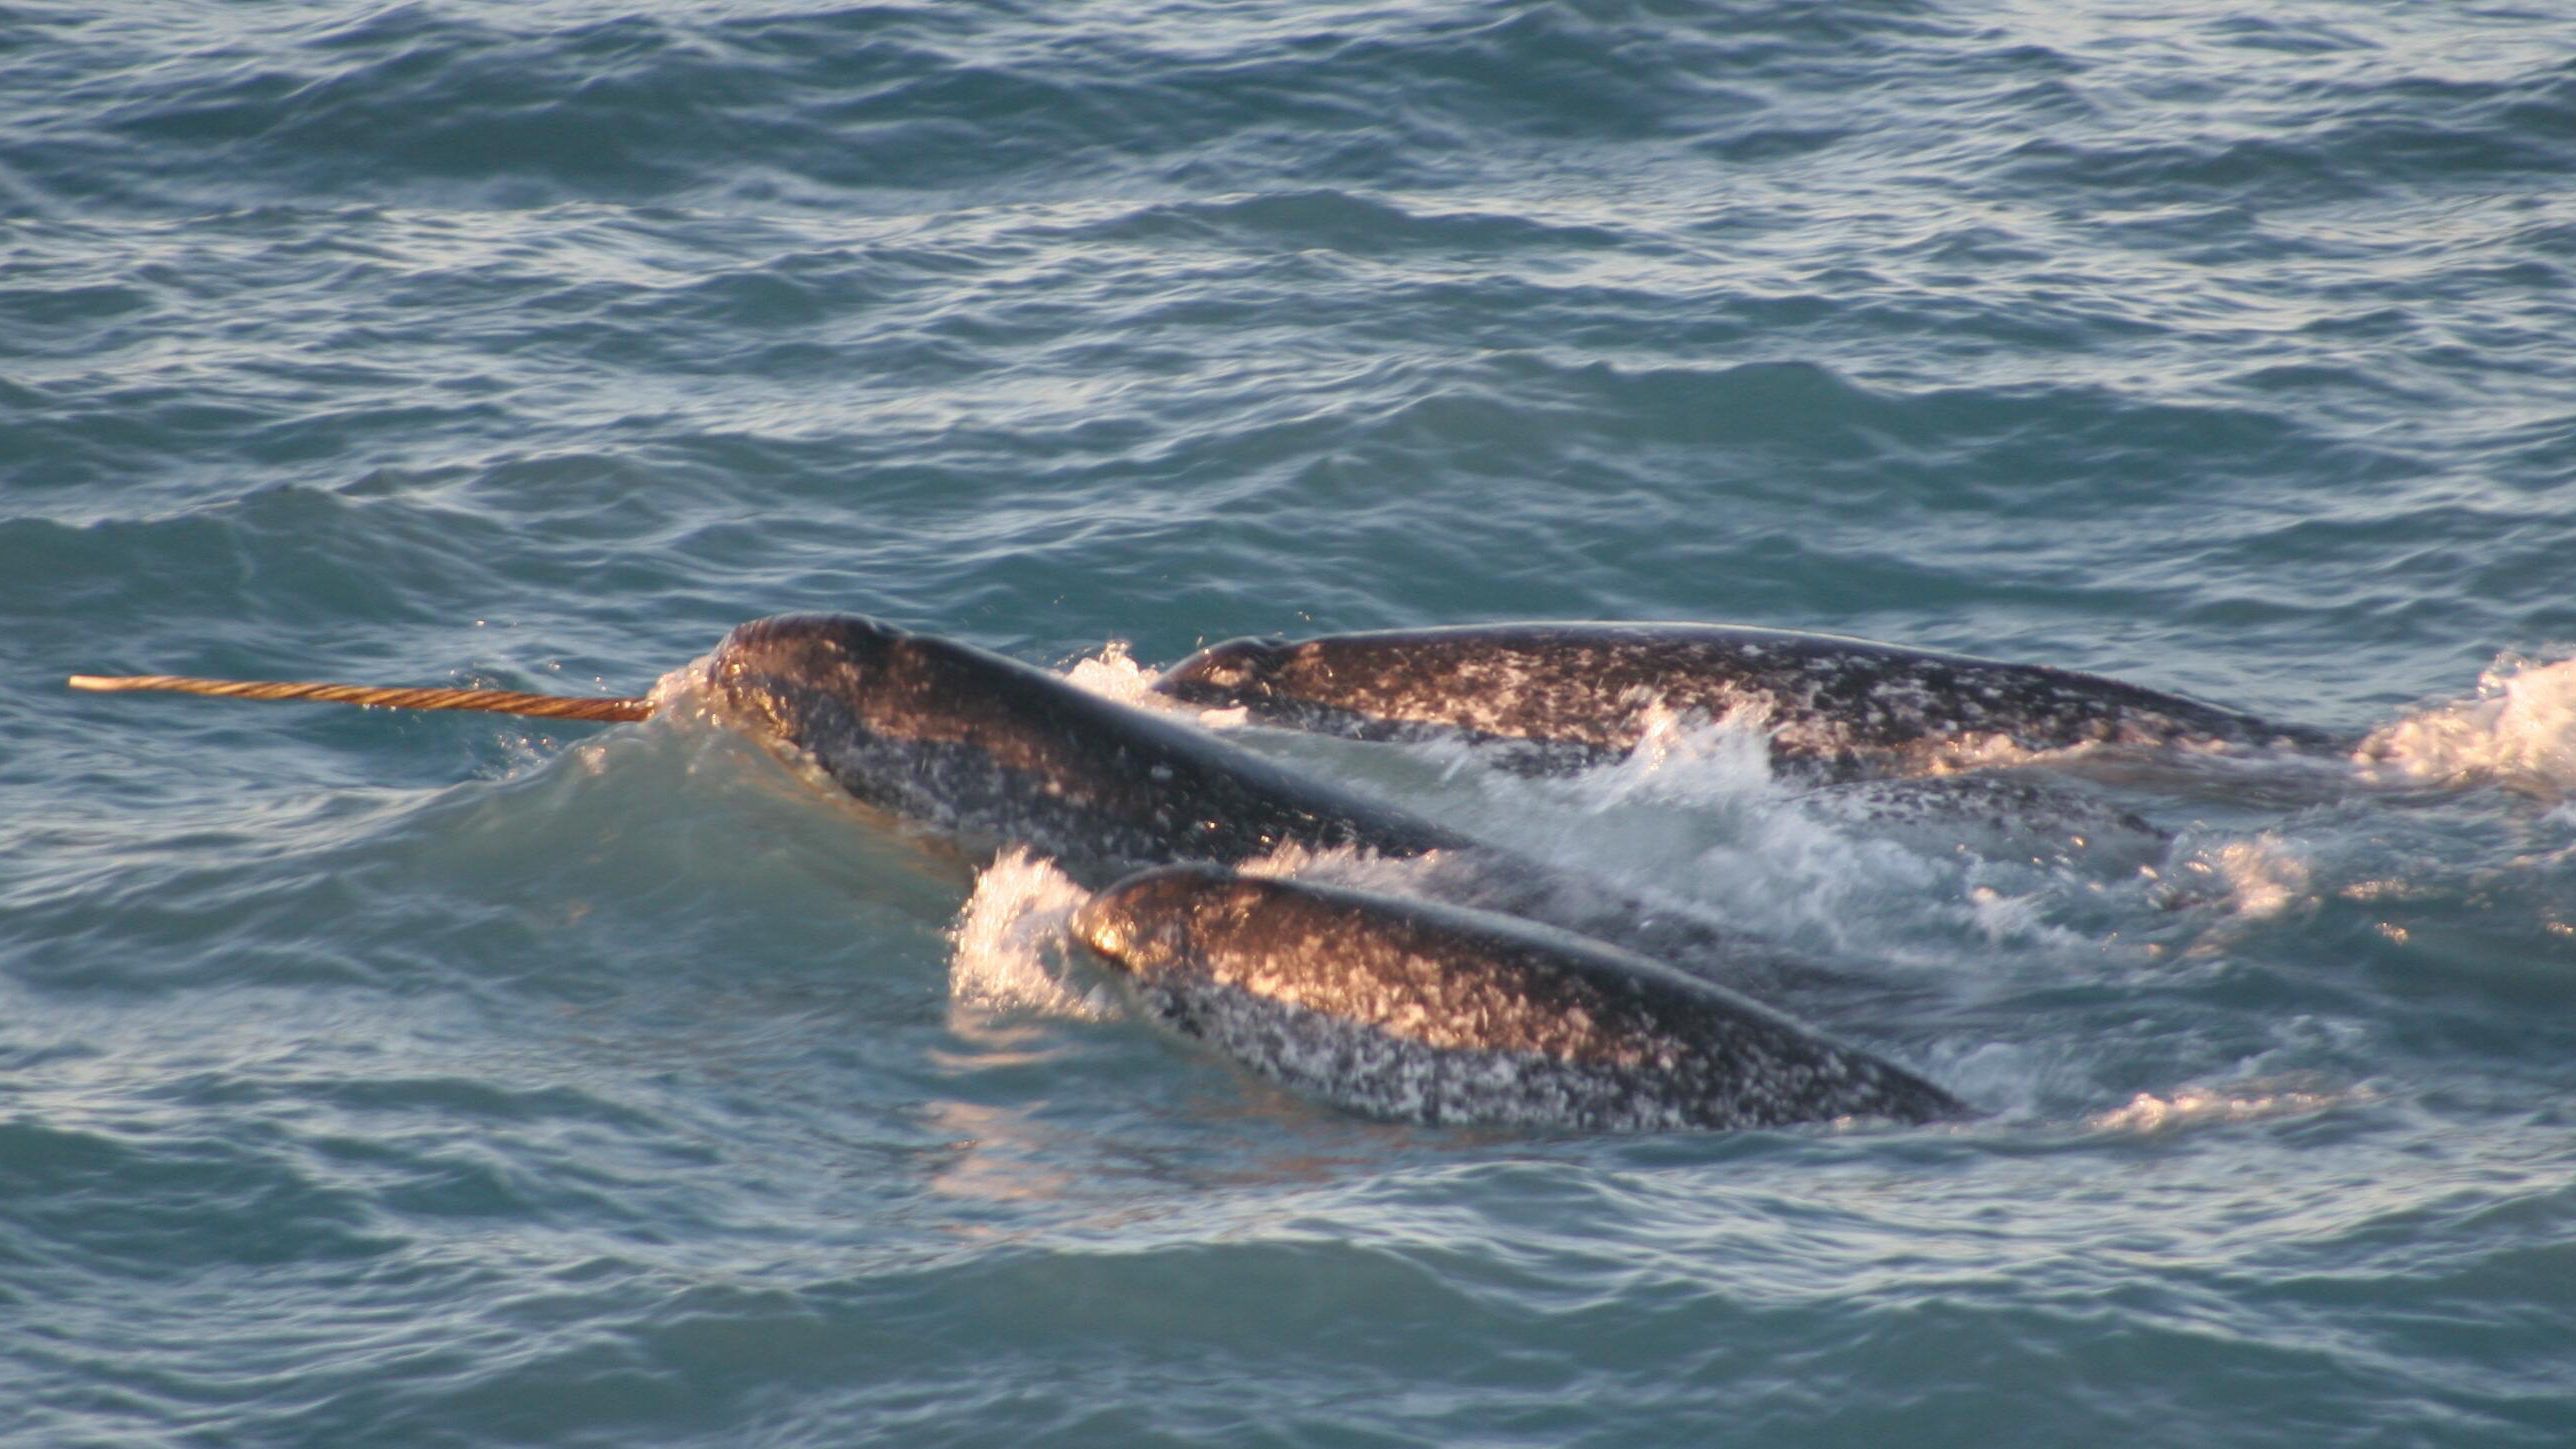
[67,673,654,722]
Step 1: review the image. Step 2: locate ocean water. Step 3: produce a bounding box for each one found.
[6,1,2575,1443]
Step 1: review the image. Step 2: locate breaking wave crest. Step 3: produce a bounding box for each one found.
[948,848,1120,1020]
[2359,651,2576,795]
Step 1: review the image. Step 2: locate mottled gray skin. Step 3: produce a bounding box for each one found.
[703,615,1843,998]
[1157,622,2349,778]
[704,615,1466,888]
[1073,865,1967,1132]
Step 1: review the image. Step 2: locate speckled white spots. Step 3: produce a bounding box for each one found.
[1081,869,1960,1130]
[1157,625,2336,777]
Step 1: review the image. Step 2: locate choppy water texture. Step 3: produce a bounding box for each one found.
[7,2,2576,1444]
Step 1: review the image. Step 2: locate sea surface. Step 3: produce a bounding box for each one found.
[6,2,2575,1444]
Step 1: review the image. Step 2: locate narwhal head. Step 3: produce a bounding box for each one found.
[701,614,927,750]
[1069,863,1250,979]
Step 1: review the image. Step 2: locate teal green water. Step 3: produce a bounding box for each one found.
[6,2,2575,1444]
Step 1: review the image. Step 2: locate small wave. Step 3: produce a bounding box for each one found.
[948,848,1120,1020]
[2358,651,2576,795]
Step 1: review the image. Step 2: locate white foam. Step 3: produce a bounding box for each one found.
[1058,639,1272,729]
[1571,700,1780,808]
[1058,640,1162,706]
[1917,734,2062,774]
[2089,1082,2360,1134]
[1550,736,2128,963]
[1230,839,1446,892]
[2172,834,2315,921]
[2359,650,2576,794]
[947,848,1121,1019]
[1322,709,2149,973]
[1716,807,2116,964]
[1964,885,2051,944]
[646,653,717,715]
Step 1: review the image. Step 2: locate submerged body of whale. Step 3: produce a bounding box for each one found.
[1073,866,1966,1132]
[1156,622,2348,778]
[1797,772,2174,869]
[703,615,1842,995]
